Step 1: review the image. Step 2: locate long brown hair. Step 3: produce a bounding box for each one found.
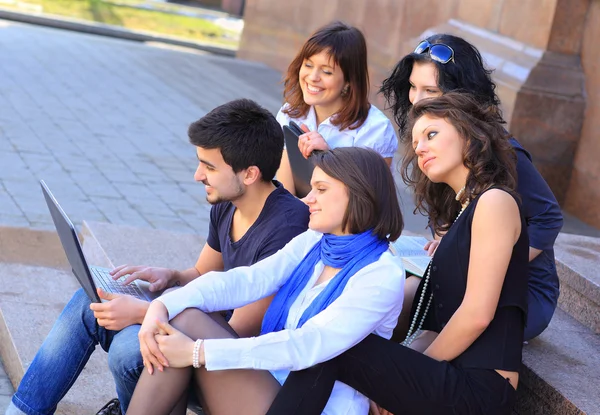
[401,92,517,236]
[282,21,370,131]
[313,147,403,241]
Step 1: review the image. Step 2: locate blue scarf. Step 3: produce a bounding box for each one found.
[261,230,388,335]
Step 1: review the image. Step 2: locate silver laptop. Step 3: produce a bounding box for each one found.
[40,180,161,303]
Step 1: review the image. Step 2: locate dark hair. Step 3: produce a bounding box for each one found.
[188,99,283,182]
[282,21,370,131]
[312,147,403,241]
[380,33,502,139]
[402,92,516,236]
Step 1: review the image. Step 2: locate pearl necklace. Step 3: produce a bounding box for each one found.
[455,186,466,202]
[401,199,469,347]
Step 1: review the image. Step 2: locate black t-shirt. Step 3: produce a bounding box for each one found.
[207,181,310,271]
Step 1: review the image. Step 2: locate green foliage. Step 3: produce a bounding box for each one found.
[5,0,239,47]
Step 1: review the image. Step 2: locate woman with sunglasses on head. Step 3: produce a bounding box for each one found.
[276,21,398,196]
[267,92,527,415]
[385,34,562,343]
[126,147,405,415]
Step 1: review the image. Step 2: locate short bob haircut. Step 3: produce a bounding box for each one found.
[312,147,403,241]
[380,33,502,139]
[282,21,370,131]
[402,92,516,236]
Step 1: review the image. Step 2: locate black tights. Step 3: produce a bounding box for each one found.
[267,334,516,415]
[126,309,280,415]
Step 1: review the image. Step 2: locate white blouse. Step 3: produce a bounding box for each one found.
[158,230,405,415]
[276,103,398,159]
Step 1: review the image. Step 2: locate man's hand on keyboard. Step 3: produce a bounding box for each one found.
[90,288,150,330]
[110,265,175,292]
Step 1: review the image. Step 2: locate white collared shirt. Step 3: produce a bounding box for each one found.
[158,230,405,415]
[276,104,398,158]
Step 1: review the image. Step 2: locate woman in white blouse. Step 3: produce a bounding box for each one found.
[276,21,398,195]
[127,147,405,415]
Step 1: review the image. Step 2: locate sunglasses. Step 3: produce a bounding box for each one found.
[414,40,455,64]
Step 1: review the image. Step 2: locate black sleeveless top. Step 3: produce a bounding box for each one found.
[412,188,529,371]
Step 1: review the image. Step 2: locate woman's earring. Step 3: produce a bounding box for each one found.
[342,85,350,96]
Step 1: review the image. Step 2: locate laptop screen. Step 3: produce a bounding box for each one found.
[40,180,101,302]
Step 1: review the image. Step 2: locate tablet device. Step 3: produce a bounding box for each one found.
[283,122,314,198]
[288,120,304,136]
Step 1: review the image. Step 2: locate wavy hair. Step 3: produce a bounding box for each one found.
[380,33,502,140]
[401,92,516,235]
[282,21,370,131]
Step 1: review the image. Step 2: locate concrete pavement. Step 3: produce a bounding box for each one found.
[0,361,11,412]
[0,18,429,237]
[0,19,283,235]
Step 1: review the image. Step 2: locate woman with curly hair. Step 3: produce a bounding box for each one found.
[384,34,562,343]
[267,92,528,415]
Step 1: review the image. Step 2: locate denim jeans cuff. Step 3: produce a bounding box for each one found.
[10,395,47,415]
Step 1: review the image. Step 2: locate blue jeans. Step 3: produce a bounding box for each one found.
[11,289,144,415]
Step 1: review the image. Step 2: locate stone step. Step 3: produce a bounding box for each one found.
[0,357,15,412]
[554,232,600,334]
[515,308,600,415]
[2,221,599,415]
[0,225,114,415]
[0,222,204,414]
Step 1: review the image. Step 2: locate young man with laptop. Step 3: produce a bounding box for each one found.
[6,99,310,415]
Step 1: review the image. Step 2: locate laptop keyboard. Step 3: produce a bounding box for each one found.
[91,267,146,300]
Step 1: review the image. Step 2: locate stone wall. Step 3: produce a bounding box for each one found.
[238,0,559,101]
[237,0,460,109]
[565,0,600,227]
[238,0,600,228]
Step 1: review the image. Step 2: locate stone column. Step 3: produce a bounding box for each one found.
[564,0,600,227]
[508,0,589,204]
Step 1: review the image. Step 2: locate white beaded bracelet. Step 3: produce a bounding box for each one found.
[192,339,202,369]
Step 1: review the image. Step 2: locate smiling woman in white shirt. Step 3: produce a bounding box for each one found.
[127,147,405,415]
[276,21,398,196]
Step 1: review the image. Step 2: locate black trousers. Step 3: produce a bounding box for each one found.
[267,334,516,415]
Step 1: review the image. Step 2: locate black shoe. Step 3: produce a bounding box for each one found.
[96,398,122,415]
